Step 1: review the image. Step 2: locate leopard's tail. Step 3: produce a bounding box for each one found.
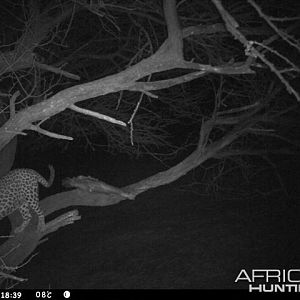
[37,165,55,188]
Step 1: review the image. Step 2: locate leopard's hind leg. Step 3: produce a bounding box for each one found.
[31,202,45,232]
[15,203,32,233]
[27,187,46,232]
[14,189,45,233]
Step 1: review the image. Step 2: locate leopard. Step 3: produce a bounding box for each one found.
[0,165,55,234]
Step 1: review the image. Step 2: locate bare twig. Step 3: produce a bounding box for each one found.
[70,104,126,126]
[211,0,300,101]
[30,125,74,140]
[9,91,20,118]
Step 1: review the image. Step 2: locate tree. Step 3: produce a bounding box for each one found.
[0,0,299,287]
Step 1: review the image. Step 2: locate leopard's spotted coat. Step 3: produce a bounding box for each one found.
[0,165,54,233]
